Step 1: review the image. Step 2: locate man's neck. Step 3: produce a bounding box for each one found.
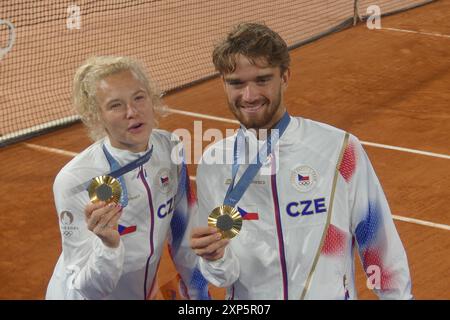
[255,109,287,140]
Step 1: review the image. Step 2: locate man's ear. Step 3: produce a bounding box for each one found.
[281,68,291,88]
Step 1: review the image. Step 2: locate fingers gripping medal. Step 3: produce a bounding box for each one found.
[208,205,242,239]
[88,175,122,204]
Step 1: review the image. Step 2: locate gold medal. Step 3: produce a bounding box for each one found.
[87,175,122,204]
[208,205,242,239]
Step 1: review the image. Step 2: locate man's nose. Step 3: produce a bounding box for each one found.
[242,83,258,102]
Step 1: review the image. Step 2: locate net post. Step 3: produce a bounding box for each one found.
[353,0,360,26]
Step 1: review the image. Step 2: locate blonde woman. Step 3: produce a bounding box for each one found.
[46,56,208,300]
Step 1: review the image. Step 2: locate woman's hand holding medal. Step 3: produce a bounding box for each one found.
[85,201,123,248]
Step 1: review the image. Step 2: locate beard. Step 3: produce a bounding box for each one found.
[228,89,284,130]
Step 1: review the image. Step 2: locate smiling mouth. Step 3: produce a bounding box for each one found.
[240,102,266,113]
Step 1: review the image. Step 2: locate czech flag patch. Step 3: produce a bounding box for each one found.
[118,224,137,236]
[237,207,259,220]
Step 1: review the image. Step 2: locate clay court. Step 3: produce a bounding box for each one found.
[0,1,449,299]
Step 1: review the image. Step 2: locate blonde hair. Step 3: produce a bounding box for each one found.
[213,22,290,74]
[73,56,165,141]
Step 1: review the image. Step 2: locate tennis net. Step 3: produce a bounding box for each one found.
[0,0,435,146]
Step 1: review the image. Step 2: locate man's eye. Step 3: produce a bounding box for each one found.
[257,78,270,84]
[135,95,145,101]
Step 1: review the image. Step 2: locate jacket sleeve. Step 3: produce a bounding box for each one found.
[53,170,125,300]
[195,158,240,288]
[344,135,413,299]
[166,142,210,300]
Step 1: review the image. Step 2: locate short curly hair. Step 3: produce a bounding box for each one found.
[73,56,165,141]
[212,22,290,74]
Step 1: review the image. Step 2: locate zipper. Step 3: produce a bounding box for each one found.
[271,173,289,300]
[139,166,155,300]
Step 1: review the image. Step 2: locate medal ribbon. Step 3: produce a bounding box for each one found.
[102,144,153,180]
[70,144,153,197]
[223,112,290,207]
[101,145,153,207]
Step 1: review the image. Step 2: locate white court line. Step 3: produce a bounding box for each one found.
[23,142,449,232]
[24,143,78,157]
[392,215,450,231]
[381,27,450,39]
[360,141,450,160]
[167,108,450,160]
[168,108,240,124]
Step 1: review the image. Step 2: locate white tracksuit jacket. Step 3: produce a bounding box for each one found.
[197,116,413,300]
[46,129,208,300]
